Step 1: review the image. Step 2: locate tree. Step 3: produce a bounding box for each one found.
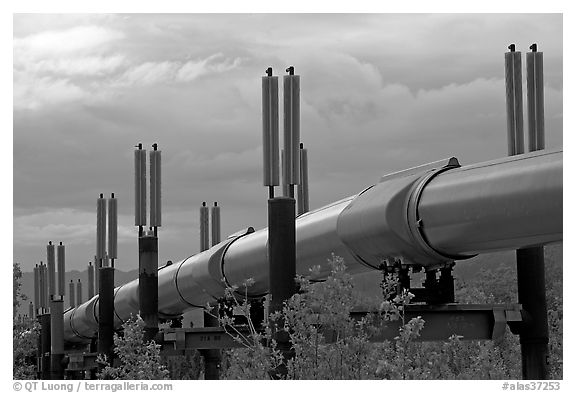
[13,263,26,316]
[13,262,39,380]
[98,315,169,380]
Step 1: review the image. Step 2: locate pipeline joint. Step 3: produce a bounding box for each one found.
[406,158,475,263]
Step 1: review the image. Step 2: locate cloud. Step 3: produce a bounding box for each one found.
[115,53,242,86]
[13,25,124,59]
[13,25,127,110]
[25,55,127,77]
[13,209,133,247]
[13,74,87,110]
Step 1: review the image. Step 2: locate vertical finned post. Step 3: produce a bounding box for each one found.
[262,68,280,197]
[301,144,309,213]
[98,266,115,369]
[88,262,95,299]
[138,234,159,342]
[50,295,64,380]
[267,197,297,378]
[43,264,49,309]
[77,279,83,305]
[200,202,209,252]
[94,256,100,295]
[211,202,221,246]
[108,193,118,267]
[297,143,310,214]
[283,67,301,198]
[281,150,289,197]
[46,241,56,299]
[97,194,106,265]
[38,263,46,309]
[69,280,75,308]
[150,145,162,231]
[515,43,548,380]
[526,44,545,152]
[504,44,525,155]
[97,191,106,295]
[33,264,39,316]
[135,144,147,236]
[57,242,65,297]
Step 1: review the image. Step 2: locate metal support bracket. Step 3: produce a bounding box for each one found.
[340,303,523,342]
[162,326,253,352]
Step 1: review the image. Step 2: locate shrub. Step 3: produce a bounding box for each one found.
[98,315,169,380]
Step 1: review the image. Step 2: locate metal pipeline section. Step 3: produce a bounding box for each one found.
[418,150,561,257]
[63,149,562,344]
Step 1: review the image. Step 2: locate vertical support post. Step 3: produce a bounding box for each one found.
[28,301,34,319]
[211,202,221,246]
[96,194,106,268]
[50,296,64,380]
[77,279,83,305]
[33,264,39,316]
[526,44,545,152]
[262,67,280,198]
[36,312,42,378]
[69,280,75,308]
[515,43,548,380]
[57,242,65,297]
[439,264,455,303]
[200,202,209,252]
[108,193,118,267]
[43,264,49,309]
[138,234,159,342]
[283,66,301,199]
[135,144,147,236]
[201,310,221,380]
[504,44,525,155]
[47,241,56,299]
[249,298,265,331]
[150,144,162,232]
[297,143,310,214]
[39,263,46,309]
[281,150,289,197]
[39,312,51,380]
[98,266,115,368]
[88,262,95,299]
[95,256,100,295]
[267,197,297,378]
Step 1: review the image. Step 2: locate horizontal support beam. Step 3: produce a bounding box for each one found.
[66,352,98,371]
[162,326,253,351]
[160,304,523,352]
[345,303,523,342]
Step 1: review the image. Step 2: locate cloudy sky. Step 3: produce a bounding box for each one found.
[13,13,563,273]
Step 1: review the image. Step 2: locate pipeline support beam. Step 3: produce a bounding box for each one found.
[39,312,51,380]
[98,267,115,368]
[139,235,159,342]
[267,197,297,378]
[200,310,221,380]
[50,297,65,380]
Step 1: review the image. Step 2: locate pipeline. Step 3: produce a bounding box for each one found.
[63,149,562,344]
